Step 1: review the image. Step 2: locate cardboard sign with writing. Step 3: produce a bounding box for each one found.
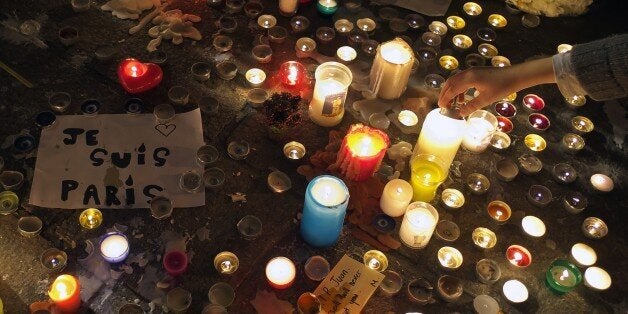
[314,255,384,313]
[29,109,205,209]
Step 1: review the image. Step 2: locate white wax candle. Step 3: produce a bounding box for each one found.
[590,174,614,192]
[336,46,357,62]
[462,117,496,153]
[398,110,418,127]
[399,203,438,248]
[309,78,346,126]
[265,257,296,289]
[369,38,414,100]
[380,179,413,217]
[245,68,266,87]
[310,176,347,206]
[521,216,546,237]
[415,108,466,174]
[571,243,597,267]
[584,267,611,291]
[100,234,129,260]
[502,279,528,303]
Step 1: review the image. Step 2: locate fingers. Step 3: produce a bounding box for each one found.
[438,70,475,109]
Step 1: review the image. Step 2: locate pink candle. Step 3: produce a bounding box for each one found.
[528,113,550,131]
[163,251,188,277]
[494,101,517,118]
[522,94,545,111]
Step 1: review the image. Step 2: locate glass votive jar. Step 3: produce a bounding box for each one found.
[518,154,542,175]
[18,216,43,237]
[506,245,532,268]
[245,68,266,87]
[244,1,263,18]
[295,37,316,58]
[495,158,519,182]
[380,270,403,296]
[491,56,511,67]
[356,18,376,33]
[472,227,497,249]
[203,167,226,190]
[570,243,597,267]
[347,29,368,46]
[522,94,545,111]
[237,215,262,240]
[478,43,498,59]
[476,27,497,42]
[208,282,235,307]
[487,200,511,224]
[49,92,71,113]
[563,191,587,214]
[566,95,587,107]
[441,188,464,209]
[0,191,19,215]
[168,86,189,105]
[582,217,608,239]
[521,14,541,28]
[218,16,237,34]
[41,248,68,272]
[446,16,466,30]
[417,47,438,64]
[214,251,239,275]
[524,134,547,152]
[304,255,330,281]
[257,15,277,29]
[424,73,445,89]
[439,55,459,71]
[191,62,211,82]
[562,133,585,154]
[405,14,426,29]
[407,278,435,305]
[590,173,614,192]
[502,280,528,303]
[571,116,594,134]
[197,145,219,167]
[216,61,238,80]
[475,258,501,284]
[557,43,573,53]
[80,99,101,115]
[268,26,288,43]
[494,101,516,118]
[79,208,103,229]
[462,109,498,153]
[546,260,582,294]
[474,295,500,314]
[496,116,513,133]
[488,14,507,28]
[59,26,78,46]
[179,170,202,193]
[336,46,357,63]
[584,267,612,291]
[467,173,490,195]
[0,171,24,191]
[252,45,273,63]
[465,53,486,67]
[437,247,463,271]
[437,275,463,302]
[363,250,388,272]
[521,215,546,237]
[463,2,482,16]
[150,196,173,220]
[290,16,310,33]
[361,39,379,57]
[435,220,460,242]
[428,21,447,35]
[527,184,552,207]
[315,26,335,43]
[334,19,353,35]
[553,163,577,184]
[421,32,441,47]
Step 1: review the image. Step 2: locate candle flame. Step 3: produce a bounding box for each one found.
[55,282,70,298]
[367,258,380,269]
[287,64,299,85]
[495,210,502,218]
[559,269,569,281]
[514,251,523,262]
[396,187,403,195]
[221,260,232,271]
[359,136,372,156]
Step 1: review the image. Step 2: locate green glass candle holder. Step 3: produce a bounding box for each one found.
[317,0,338,16]
[545,259,582,294]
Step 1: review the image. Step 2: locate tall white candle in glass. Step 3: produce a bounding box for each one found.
[369,37,414,100]
[399,201,439,249]
[462,110,498,153]
[308,62,353,127]
[414,108,466,174]
[380,179,413,217]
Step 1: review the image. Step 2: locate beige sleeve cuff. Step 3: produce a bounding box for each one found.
[552,52,587,98]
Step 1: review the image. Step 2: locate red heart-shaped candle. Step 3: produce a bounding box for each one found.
[117,58,163,94]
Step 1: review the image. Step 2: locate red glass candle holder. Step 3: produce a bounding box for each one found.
[333,124,390,181]
[163,250,188,277]
[279,61,306,87]
[523,94,545,111]
[528,113,550,132]
[496,116,513,133]
[494,101,517,118]
[506,245,532,268]
[117,58,163,94]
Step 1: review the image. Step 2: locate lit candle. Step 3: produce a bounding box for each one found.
[398,110,418,127]
[524,134,546,152]
[446,16,466,30]
[265,257,296,289]
[486,200,511,224]
[245,68,266,87]
[491,55,510,67]
[490,132,511,151]
[494,101,517,118]
[557,43,573,53]
[528,113,550,132]
[488,14,507,28]
[308,62,352,127]
[356,18,376,32]
[257,15,277,29]
[49,275,81,312]
[437,246,463,270]
[414,108,466,174]
[295,37,316,59]
[463,2,482,16]
[317,0,337,15]
[283,141,306,160]
[521,216,546,237]
[334,19,353,35]
[300,175,349,247]
[279,61,306,87]
[506,245,532,268]
[526,184,552,207]
[502,279,528,303]
[467,173,490,195]
[380,179,413,217]
[369,37,415,100]
[475,258,501,284]
[474,295,500,314]
[472,227,497,249]
[279,0,298,17]
[428,21,447,35]
[441,188,465,209]
[100,232,130,263]
[562,133,585,153]
[214,251,239,274]
[163,250,188,277]
[590,174,614,192]
[546,260,582,294]
[398,201,439,249]
[478,43,498,58]
[363,250,388,272]
[566,95,586,106]
[462,110,498,153]
[334,124,390,181]
[452,34,473,50]
[79,208,102,229]
[582,217,608,239]
[290,15,310,33]
[410,154,447,202]
[522,94,545,111]
[571,116,594,134]
[584,267,611,291]
[570,243,596,267]
[563,191,587,214]
[439,55,459,70]
[336,46,357,63]
[117,58,163,94]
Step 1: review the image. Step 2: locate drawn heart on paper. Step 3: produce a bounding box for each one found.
[155,124,176,137]
[117,58,163,94]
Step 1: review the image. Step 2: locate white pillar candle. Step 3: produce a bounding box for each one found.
[308,62,352,127]
[414,108,466,174]
[380,179,413,217]
[369,37,414,100]
[502,279,528,303]
[590,174,614,192]
[521,216,546,237]
[399,202,438,249]
[570,243,597,267]
[265,257,296,289]
[584,267,611,291]
[462,110,498,153]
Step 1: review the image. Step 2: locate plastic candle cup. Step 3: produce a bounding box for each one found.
[478,43,498,58]
[476,258,501,284]
[300,175,349,247]
[369,38,414,100]
[494,101,517,118]
[477,27,497,42]
[474,295,499,314]
[336,46,357,63]
[490,132,511,151]
[446,16,466,30]
[207,283,233,307]
[467,173,490,195]
[283,141,306,160]
[566,95,587,107]
[441,188,465,209]
[557,43,573,53]
[463,2,482,16]
[237,215,263,240]
[334,19,353,35]
[584,267,611,291]
[379,270,403,296]
[552,162,577,184]
[214,251,239,275]
[295,37,317,59]
[317,0,338,15]
[521,216,546,237]
[571,116,594,134]
[590,174,614,192]
[524,134,546,152]
[399,201,439,249]
[527,184,552,207]
[502,280,528,303]
[518,154,543,175]
[380,179,413,217]
[488,14,507,28]
[472,227,497,249]
[163,250,188,277]
[428,21,447,35]
[563,191,587,214]
[570,243,597,267]
[435,220,460,242]
[421,32,441,47]
[439,55,459,71]
[410,154,447,202]
[308,62,352,127]
[18,216,42,238]
[465,53,485,67]
[462,110,498,153]
[487,201,511,224]
[528,113,550,132]
[437,247,463,271]
[40,248,68,273]
[304,255,330,281]
[290,16,310,33]
[452,35,473,50]
[79,208,102,229]
[491,56,511,67]
[100,232,130,263]
[244,1,263,18]
[582,217,608,239]
[523,94,545,111]
[335,124,389,181]
[506,245,532,268]
[495,158,519,182]
[265,257,296,289]
[546,260,582,294]
[437,275,463,302]
[257,15,277,29]
[363,250,388,272]
[356,18,376,33]
[245,68,266,87]
[49,274,81,312]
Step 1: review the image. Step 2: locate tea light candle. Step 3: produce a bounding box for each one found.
[304,255,330,281]
[524,134,547,152]
[502,280,528,303]
[428,21,448,35]
[290,16,310,33]
[317,0,338,15]
[380,179,413,217]
[557,44,573,53]
[562,133,585,153]
[528,113,550,132]
[334,19,353,35]
[399,201,439,249]
[522,94,545,111]
[41,248,68,272]
[100,232,130,263]
[477,27,497,42]
[441,188,465,209]
[424,73,444,88]
[308,62,352,127]
[214,251,239,274]
[487,200,511,224]
[336,46,357,63]
[257,15,277,29]
[571,116,594,134]
[521,216,546,237]
[407,278,435,304]
[437,275,463,302]
[163,250,188,276]
[452,34,473,50]
[369,38,415,100]
[79,208,103,229]
[582,217,608,239]
[356,18,376,32]
[496,158,519,181]
[590,174,614,192]
[506,245,532,268]
[245,68,266,87]
[546,260,582,294]
[446,16,466,30]
[553,163,577,184]
[463,2,482,16]
[478,43,498,58]
[521,14,540,28]
[410,154,447,202]
[476,258,501,284]
[437,247,463,271]
[472,227,497,249]
[380,270,403,296]
[465,53,486,67]
[571,243,597,267]
[462,110,498,153]
[237,215,263,240]
[527,184,552,207]
[518,154,542,175]
[584,267,611,291]
[335,124,390,181]
[398,110,418,127]
[474,295,500,314]
[491,56,511,67]
[435,220,460,242]
[280,61,306,87]
[488,14,507,28]
[301,175,349,247]
[421,32,442,47]
[117,58,163,94]
[503,92,517,102]
[490,132,511,151]
[265,257,296,289]
[467,173,490,195]
[283,141,306,160]
[494,101,517,118]
[295,37,316,58]
[363,250,388,272]
[439,55,459,71]
[563,191,588,214]
[566,95,586,106]
[49,275,81,312]
[252,44,273,63]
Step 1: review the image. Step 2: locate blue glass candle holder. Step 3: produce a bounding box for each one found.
[317,0,338,16]
[300,175,349,247]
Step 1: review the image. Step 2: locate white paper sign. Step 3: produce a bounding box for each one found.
[30,109,205,209]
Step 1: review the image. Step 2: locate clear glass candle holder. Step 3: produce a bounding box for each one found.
[283,141,306,160]
[208,282,235,307]
[466,173,490,195]
[0,191,19,215]
[18,216,43,237]
[191,62,211,82]
[290,16,310,33]
[150,196,173,220]
[527,184,552,207]
[214,251,239,274]
[563,191,587,214]
[227,140,250,160]
[168,86,190,105]
[237,215,262,240]
[244,1,263,18]
[478,43,498,58]
[179,170,203,193]
[476,258,501,284]
[252,45,273,64]
[166,287,192,313]
[203,167,226,190]
[462,110,498,153]
[41,248,68,272]
[379,270,403,296]
[476,27,497,42]
[216,61,237,80]
[49,92,71,113]
[553,163,577,184]
[421,32,441,47]
[315,26,335,43]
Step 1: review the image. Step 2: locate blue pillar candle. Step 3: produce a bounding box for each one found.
[301,175,349,247]
[317,0,338,16]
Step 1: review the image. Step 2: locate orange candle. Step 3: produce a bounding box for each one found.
[333,124,390,181]
[49,274,81,313]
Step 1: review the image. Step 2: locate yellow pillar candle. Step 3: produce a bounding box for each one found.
[414,108,466,174]
[380,179,413,217]
[410,154,447,202]
[369,37,415,100]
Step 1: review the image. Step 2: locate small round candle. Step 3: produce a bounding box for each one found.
[380,179,413,217]
[257,15,277,29]
[582,217,608,239]
[163,250,188,276]
[441,188,465,209]
[315,26,335,43]
[279,61,306,87]
[334,19,353,35]
[49,274,81,312]
[490,132,511,151]
[566,95,587,107]
[265,257,296,289]
[590,174,614,192]
[79,208,102,229]
[472,227,497,249]
[491,56,511,67]
[290,16,310,33]
[398,110,418,127]
[379,270,403,296]
[557,43,573,53]
[446,16,466,30]
[521,216,546,237]
[502,280,528,303]
[528,113,550,132]
[100,232,130,263]
[363,250,388,272]
[428,21,447,35]
[295,37,316,59]
[452,34,473,49]
[523,94,545,111]
[563,191,588,214]
[214,251,239,275]
[304,255,330,281]
[422,32,442,47]
[553,162,577,184]
[283,141,306,160]
[245,68,266,87]
[437,246,463,270]
[518,154,542,175]
[524,134,547,152]
[437,275,463,302]
[476,258,501,284]
[584,267,611,291]
[506,245,532,268]
[356,18,376,32]
[478,43,498,58]
[571,116,594,134]
[317,0,338,15]
[474,295,499,314]
[494,101,517,118]
[336,46,357,63]
[467,173,490,195]
[570,243,597,267]
[495,158,519,182]
[488,14,507,28]
[439,55,459,71]
[40,248,68,272]
[477,27,497,42]
[527,184,552,207]
[487,200,511,224]
[546,260,582,294]
[463,2,482,16]
[561,133,585,153]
